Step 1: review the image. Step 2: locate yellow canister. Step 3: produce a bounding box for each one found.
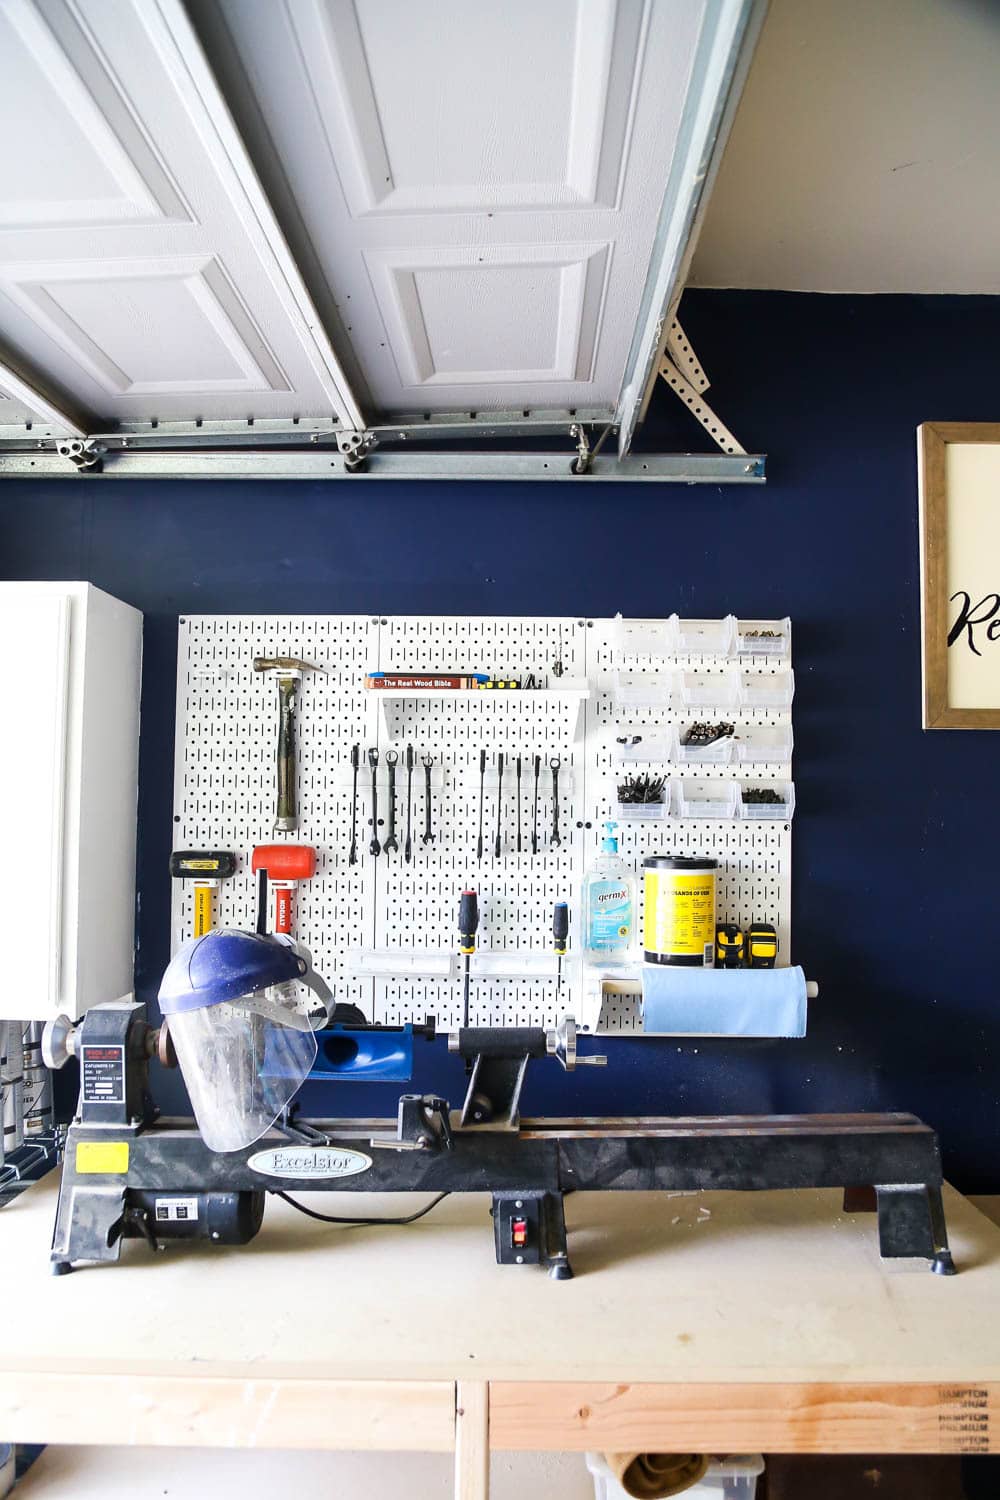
[643,855,717,966]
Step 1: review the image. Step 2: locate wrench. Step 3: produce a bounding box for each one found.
[494,751,505,859]
[384,750,400,854]
[368,748,381,856]
[421,754,436,845]
[531,754,541,855]
[404,743,415,863]
[549,756,562,848]
[349,742,360,865]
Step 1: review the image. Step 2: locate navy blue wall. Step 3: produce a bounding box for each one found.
[4,289,999,1189]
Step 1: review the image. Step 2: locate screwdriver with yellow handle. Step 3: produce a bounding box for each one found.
[169,851,237,937]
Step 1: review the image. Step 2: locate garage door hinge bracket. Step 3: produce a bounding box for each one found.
[337,429,378,472]
[657,319,746,456]
[57,438,104,473]
[568,421,614,475]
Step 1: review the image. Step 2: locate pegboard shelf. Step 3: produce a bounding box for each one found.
[376,679,590,738]
[372,681,589,700]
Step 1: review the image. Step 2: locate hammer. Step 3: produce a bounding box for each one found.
[251,844,316,935]
[169,850,237,936]
[253,656,322,832]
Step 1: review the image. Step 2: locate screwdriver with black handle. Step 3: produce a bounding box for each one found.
[459,889,479,1029]
[476,749,487,863]
[553,901,569,996]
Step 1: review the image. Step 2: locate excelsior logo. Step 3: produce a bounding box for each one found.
[247,1146,373,1180]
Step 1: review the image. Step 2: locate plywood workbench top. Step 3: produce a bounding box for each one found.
[3,1176,1000,1387]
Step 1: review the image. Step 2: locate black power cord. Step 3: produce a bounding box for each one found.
[275,1190,450,1228]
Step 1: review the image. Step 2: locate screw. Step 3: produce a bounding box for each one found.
[515,1255,524,1265]
[515,1199,523,1208]
[211,1231,220,1241]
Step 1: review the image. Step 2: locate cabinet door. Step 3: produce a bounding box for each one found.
[0,591,71,1017]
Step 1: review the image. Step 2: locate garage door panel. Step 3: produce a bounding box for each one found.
[366,243,610,389]
[288,0,647,217]
[196,0,706,413]
[0,256,290,400]
[0,0,359,425]
[0,0,188,230]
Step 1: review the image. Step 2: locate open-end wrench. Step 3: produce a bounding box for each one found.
[494,751,505,859]
[368,748,381,856]
[516,754,522,853]
[349,742,360,865]
[421,754,435,845]
[549,756,562,848]
[383,750,399,854]
[404,743,415,863]
[531,754,541,854]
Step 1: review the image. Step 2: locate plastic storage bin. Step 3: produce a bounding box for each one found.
[675,722,736,764]
[612,670,677,707]
[739,667,795,709]
[680,669,741,709]
[733,723,794,764]
[674,778,740,819]
[675,614,736,656]
[739,781,795,820]
[612,615,678,657]
[736,617,791,657]
[615,799,670,821]
[613,734,672,765]
[586,1452,764,1500]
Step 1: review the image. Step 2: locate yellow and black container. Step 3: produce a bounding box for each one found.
[643,855,717,967]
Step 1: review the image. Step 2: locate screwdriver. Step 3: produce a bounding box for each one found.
[553,902,569,995]
[476,748,487,863]
[459,889,479,1028]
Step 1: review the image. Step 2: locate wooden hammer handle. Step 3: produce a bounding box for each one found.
[275,676,298,831]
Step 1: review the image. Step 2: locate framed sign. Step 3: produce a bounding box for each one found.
[919,422,1000,728]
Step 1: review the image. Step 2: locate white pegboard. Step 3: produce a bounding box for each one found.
[171,615,793,1034]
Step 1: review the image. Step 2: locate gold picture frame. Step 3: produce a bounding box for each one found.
[918,421,1000,728]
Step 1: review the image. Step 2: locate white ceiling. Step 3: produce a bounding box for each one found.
[690,0,1000,293]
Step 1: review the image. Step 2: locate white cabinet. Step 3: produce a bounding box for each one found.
[0,583,141,1020]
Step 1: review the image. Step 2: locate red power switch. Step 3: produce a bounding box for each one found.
[511,1217,528,1248]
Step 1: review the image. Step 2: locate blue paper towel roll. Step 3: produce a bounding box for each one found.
[641,964,808,1036]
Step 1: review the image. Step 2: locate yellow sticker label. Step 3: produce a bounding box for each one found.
[644,871,716,957]
[76,1141,129,1174]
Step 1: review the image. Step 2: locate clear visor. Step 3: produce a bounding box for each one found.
[167,980,319,1153]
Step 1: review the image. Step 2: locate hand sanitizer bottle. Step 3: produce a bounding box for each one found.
[582,821,636,964]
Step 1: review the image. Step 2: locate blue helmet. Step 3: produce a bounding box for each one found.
[158,929,306,1015]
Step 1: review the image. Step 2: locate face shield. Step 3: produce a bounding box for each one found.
[158,930,330,1153]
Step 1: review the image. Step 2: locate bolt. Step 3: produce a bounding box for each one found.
[211,1231,220,1241]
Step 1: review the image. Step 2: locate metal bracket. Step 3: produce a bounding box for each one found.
[56,437,104,472]
[657,318,746,456]
[336,429,378,472]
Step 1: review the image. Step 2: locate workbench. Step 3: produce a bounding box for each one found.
[3,1177,1000,1499]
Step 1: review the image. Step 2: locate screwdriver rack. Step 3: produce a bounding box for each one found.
[172,615,793,1033]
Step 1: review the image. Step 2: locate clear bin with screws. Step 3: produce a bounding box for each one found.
[736,618,791,657]
[676,721,737,764]
[739,782,795,820]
